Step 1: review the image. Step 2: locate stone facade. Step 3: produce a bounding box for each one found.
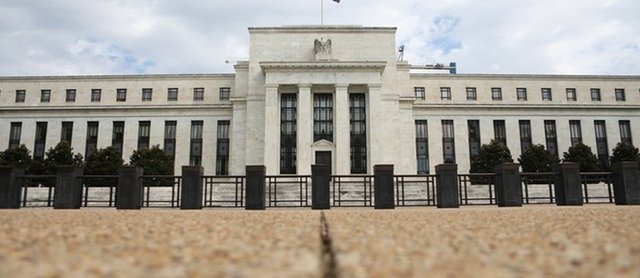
[0,25,638,175]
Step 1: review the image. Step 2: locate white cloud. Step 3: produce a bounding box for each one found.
[0,0,638,76]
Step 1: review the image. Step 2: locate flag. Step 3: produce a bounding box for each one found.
[333,0,340,2]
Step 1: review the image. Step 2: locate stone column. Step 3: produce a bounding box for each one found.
[553,162,583,206]
[367,84,383,171]
[0,167,24,209]
[436,164,459,208]
[334,84,350,175]
[311,164,330,209]
[116,166,144,209]
[246,165,266,210]
[612,161,640,205]
[264,84,280,175]
[494,163,523,207]
[53,166,83,209]
[374,164,395,209]
[180,166,203,209]
[297,84,312,175]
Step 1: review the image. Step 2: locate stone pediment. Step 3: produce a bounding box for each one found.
[312,139,334,148]
[260,61,386,72]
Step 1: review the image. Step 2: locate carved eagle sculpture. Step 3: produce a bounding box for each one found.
[314,38,332,55]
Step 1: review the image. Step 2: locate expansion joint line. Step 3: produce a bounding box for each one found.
[320,211,338,278]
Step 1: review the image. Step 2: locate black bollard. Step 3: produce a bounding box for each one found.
[312,164,331,209]
[436,164,459,208]
[245,166,266,210]
[374,165,395,209]
[53,166,83,209]
[0,167,25,209]
[494,163,523,207]
[181,166,203,209]
[554,163,583,206]
[612,162,640,205]
[116,166,144,209]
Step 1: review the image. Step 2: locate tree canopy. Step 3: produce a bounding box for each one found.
[470,139,514,173]
[129,145,174,175]
[610,143,640,164]
[562,143,601,172]
[0,145,33,169]
[518,144,559,172]
[84,146,124,175]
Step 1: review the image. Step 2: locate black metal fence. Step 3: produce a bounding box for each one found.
[12,171,618,208]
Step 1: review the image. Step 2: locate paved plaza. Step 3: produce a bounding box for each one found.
[0,206,639,277]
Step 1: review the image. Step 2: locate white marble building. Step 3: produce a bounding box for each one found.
[1,25,639,175]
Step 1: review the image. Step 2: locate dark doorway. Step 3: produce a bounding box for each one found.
[315,151,332,173]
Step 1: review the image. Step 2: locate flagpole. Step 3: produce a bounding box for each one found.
[321,0,324,25]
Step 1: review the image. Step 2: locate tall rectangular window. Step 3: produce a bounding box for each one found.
[137,121,150,149]
[142,88,152,101]
[314,94,333,142]
[542,88,552,101]
[91,89,101,102]
[164,121,177,160]
[61,121,73,145]
[415,120,429,174]
[468,120,481,161]
[493,120,506,145]
[517,88,527,101]
[544,120,558,157]
[85,122,99,158]
[193,87,205,101]
[281,94,297,174]
[9,122,22,149]
[350,94,367,173]
[440,87,451,101]
[216,120,230,175]
[168,88,178,101]
[33,122,48,160]
[112,121,125,156]
[566,88,577,101]
[466,87,477,100]
[66,89,76,102]
[594,120,609,167]
[615,88,626,101]
[219,87,230,101]
[40,89,51,103]
[519,120,532,153]
[442,120,455,163]
[414,87,425,100]
[15,90,26,103]
[569,120,582,147]
[619,120,632,146]
[491,87,502,101]
[190,121,203,166]
[117,89,127,102]
[591,88,601,101]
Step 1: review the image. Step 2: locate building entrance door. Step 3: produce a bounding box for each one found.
[315,151,332,173]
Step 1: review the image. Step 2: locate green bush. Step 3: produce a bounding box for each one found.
[518,144,559,173]
[562,143,601,172]
[610,142,640,164]
[470,139,514,173]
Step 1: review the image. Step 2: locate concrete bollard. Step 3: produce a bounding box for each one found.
[554,162,583,206]
[116,166,144,209]
[374,165,395,209]
[311,164,330,209]
[181,166,203,209]
[53,166,83,209]
[612,162,640,205]
[436,164,459,208]
[494,163,523,207]
[245,166,266,210]
[0,167,25,209]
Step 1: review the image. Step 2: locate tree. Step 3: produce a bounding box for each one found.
[518,144,559,173]
[470,140,514,173]
[42,141,84,174]
[129,145,174,175]
[84,146,124,175]
[610,143,640,164]
[0,144,33,169]
[562,143,601,172]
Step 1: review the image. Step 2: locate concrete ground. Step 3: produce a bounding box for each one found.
[0,205,639,277]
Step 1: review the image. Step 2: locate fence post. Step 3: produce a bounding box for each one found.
[612,161,640,205]
[116,166,144,209]
[53,166,83,209]
[494,163,523,207]
[374,164,395,209]
[312,164,330,209]
[436,164,459,208]
[554,162,583,206]
[0,167,25,209]
[181,166,203,209]
[245,165,266,210]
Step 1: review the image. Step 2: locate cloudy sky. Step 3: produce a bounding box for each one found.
[1,0,638,76]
